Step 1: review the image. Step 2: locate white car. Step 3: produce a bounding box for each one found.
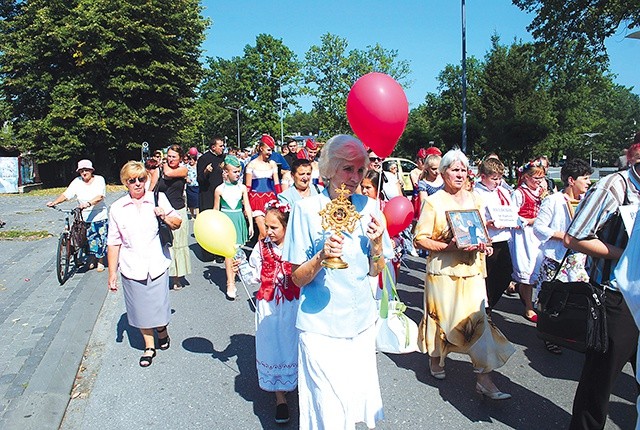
[382,157,418,196]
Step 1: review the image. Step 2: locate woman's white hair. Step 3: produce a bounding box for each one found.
[438,149,469,174]
[318,134,368,181]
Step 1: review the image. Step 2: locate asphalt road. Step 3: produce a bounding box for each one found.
[0,190,636,430]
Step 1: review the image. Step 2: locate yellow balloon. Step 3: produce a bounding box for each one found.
[193,209,237,258]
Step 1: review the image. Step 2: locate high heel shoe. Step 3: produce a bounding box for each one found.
[475,382,511,400]
[429,361,446,380]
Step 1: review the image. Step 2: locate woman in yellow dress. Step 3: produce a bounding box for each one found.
[414,149,515,400]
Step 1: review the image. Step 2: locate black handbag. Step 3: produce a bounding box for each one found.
[153,188,173,248]
[536,251,608,353]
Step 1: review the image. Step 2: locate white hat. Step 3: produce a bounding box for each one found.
[76,159,94,172]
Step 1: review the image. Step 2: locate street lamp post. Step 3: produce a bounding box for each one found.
[582,132,602,167]
[225,106,243,148]
[278,77,285,146]
[461,0,468,154]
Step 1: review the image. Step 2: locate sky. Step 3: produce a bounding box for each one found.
[198,0,639,111]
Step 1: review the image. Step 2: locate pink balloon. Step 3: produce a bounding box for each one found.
[346,73,409,158]
[383,196,414,237]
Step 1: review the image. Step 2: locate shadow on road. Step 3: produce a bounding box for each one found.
[182,334,299,429]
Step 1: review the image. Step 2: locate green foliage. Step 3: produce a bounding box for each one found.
[513,0,640,62]
[480,37,555,163]
[199,34,300,148]
[0,0,208,178]
[303,33,412,137]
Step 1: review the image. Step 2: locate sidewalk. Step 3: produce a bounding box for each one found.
[0,192,119,430]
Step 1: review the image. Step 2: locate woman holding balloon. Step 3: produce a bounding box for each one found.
[284,134,393,429]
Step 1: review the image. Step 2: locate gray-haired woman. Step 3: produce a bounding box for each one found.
[284,134,394,429]
[414,149,515,399]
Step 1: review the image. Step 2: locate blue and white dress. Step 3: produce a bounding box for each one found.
[283,189,393,430]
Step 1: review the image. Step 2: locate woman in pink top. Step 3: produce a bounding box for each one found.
[107,161,182,367]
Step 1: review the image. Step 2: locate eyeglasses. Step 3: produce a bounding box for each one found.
[78,168,92,173]
[369,157,383,162]
[127,177,147,184]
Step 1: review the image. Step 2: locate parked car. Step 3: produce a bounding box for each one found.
[383,157,418,196]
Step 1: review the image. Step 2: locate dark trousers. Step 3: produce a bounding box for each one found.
[569,290,639,430]
[485,240,513,310]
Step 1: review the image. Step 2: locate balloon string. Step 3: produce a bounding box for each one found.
[376,168,383,207]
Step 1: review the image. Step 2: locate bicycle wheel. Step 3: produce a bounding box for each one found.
[56,233,71,284]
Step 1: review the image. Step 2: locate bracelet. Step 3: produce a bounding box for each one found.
[370,253,383,262]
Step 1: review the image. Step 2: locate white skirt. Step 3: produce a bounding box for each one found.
[298,325,383,430]
[510,225,542,284]
[255,298,299,392]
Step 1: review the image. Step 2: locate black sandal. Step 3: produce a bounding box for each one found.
[157,326,170,350]
[544,341,562,355]
[139,347,156,367]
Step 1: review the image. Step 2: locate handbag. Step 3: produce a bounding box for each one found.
[153,188,173,248]
[536,250,607,353]
[70,207,88,249]
[375,266,419,354]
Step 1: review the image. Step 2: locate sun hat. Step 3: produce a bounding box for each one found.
[76,159,94,172]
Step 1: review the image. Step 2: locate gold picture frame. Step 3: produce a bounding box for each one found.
[445,209,491,249]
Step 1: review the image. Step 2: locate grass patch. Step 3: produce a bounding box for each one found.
[0,230,52,241]
[4,184,126,197]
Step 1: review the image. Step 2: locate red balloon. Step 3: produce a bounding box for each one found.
[383,196,414,237]
[346,72,409,158]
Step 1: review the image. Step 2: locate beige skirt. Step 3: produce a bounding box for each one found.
[168,207,192,278]
[418,273,515,373]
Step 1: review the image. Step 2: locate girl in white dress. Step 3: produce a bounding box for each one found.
[240,202,299,424]
[510,161,546,322]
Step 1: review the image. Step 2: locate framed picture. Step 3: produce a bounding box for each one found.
[445,209,491,248]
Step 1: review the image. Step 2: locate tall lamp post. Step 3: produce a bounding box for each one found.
[225,105,243,148]
[461,0,468,154]
[278,77,285,145]
[582,132,602,167]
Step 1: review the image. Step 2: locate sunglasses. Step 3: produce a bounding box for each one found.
[369,157,383,162]
[127,177,147,184]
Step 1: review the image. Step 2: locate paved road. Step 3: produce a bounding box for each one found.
[0,191,636,429]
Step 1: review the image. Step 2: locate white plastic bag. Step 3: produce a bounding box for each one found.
[375,267,419,354]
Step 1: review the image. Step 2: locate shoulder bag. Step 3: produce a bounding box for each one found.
[536,257,607,353]
[153,188,174,248]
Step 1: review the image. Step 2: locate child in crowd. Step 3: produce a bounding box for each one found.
[214,155,253,300]
[236,202,299,425]
[474,158,516,312]
[510,160,545,322]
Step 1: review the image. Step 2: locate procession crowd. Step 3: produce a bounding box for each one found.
[46,131,640,430]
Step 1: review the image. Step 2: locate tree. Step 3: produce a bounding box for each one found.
[303,33,412,137]
[0,0,208,182]
[513,0,640,61]
[199,34,300,149]
[413,57,484,155]
[480,37,555,163]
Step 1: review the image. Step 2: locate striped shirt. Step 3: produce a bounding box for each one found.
[567,167,640,290]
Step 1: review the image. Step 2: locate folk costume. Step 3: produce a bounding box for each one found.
[247,238,300,392]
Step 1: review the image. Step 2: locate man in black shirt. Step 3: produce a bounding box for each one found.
[196,137,225,211]
[283,139,299,169]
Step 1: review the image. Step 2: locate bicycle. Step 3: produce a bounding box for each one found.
[52,207,89,284]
